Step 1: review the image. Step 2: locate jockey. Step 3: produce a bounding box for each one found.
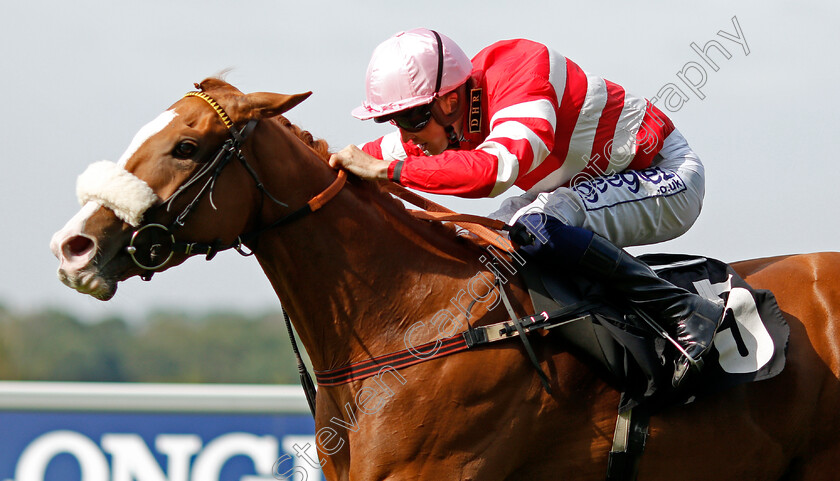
[329,28,725,387]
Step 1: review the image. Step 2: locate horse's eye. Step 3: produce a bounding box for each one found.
[173,140,198,159]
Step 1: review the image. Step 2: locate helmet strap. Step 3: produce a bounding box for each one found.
[444,125,459,148]
[431,81,470,142]
[428,29,468,147]
[431,30,444,95]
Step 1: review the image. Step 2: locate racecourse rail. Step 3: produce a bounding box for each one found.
[0,381,310,413]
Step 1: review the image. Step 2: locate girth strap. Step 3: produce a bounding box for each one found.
[606,408,650,481]
[497,278,553,394]
[313,302,595,387]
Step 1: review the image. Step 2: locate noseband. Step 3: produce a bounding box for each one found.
[126,90,347,278]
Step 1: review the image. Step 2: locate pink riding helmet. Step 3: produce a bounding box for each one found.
[351,28,473,120]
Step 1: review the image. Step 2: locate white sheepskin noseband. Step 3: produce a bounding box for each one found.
[76,160,159,227]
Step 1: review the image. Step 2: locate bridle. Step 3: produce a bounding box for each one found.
[125,90,347,279]
[122,88,517,418]
[124,89,345,416]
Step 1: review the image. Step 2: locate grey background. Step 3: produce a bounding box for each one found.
[2,0,836,321]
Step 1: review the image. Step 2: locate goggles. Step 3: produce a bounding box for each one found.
[374,102,434,133]
[371,30,446,133]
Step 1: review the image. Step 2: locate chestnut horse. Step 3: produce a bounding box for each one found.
[51,78,840,480]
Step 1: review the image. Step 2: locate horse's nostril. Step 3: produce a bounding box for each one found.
[65,235,94,257]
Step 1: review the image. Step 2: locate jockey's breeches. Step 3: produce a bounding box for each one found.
[491,129,705,248]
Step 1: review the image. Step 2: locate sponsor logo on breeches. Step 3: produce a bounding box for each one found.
[573,167,687,211]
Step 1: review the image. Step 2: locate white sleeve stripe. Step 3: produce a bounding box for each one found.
[475,140,520,198]
[548,49,567,107]
[378,131,408,161]
[609,95,648,170]
[490,99,557,131]
[485,121,550,174]
[560,73,608,175]
[580,72,609,119]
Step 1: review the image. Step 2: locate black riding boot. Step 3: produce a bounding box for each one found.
[578,234,725,387]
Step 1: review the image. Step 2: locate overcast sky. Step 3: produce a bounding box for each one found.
[1,0,838,322]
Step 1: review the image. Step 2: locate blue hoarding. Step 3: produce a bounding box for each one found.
[0,383,324,481]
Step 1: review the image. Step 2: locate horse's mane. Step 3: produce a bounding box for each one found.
[274,115,331,162]
[273,115,466,242]
[195,78,458,236]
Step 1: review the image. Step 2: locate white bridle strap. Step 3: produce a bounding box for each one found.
[76,160,159,227]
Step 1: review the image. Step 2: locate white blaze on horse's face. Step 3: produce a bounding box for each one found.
[49,110,179,299]
[117,110,179,166]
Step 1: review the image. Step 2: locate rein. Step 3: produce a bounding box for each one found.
[126,89,343,416]
[127,90,510,273]
[125,91,346,275]
[125,89,524,417]
[382,183,515,253]
[314,284,596,387]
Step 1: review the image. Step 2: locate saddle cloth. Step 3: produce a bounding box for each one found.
[523,253,790,412]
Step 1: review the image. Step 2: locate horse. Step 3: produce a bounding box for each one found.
[50,78,840,480]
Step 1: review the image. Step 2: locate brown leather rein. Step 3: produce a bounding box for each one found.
[126,89,517,417]
[126,90,512,276]
[382,183,515,253]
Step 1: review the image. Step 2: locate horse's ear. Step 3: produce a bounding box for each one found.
[246,91,312,118]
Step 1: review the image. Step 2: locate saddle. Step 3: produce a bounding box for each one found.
[301,185,791,480]
[383,181,790,409]
[508,254,790,480]
[518,253,790,413]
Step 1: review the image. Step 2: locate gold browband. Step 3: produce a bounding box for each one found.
[183,91,234,130]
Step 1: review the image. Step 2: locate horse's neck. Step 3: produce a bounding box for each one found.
[246,124,490,371]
